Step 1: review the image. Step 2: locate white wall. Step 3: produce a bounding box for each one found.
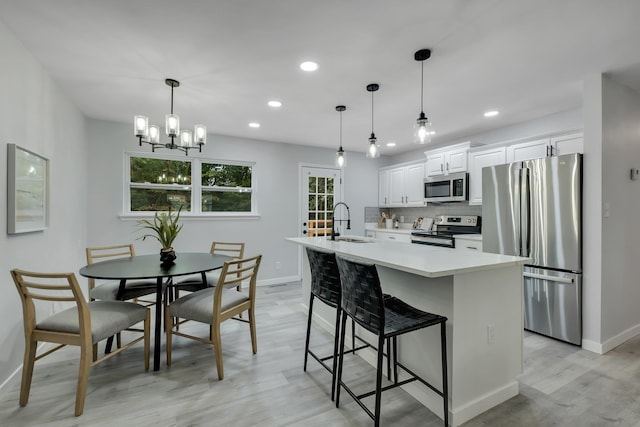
[582,75,604,347]
[0,22,88,386]
[86,119,381,284]
[599,75,640,346]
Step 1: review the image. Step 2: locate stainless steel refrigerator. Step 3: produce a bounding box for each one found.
[482,153,582,345]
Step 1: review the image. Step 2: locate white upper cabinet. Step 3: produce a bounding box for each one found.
[379,161,426,207]
[506,138,550,163]
[378,169,390,206]
[551,132,584,156]
[425,142,470,176]
[505,132,583,163]
[468,146,506,205]
[404,163,426,205]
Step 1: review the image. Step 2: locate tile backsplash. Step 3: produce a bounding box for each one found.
[365,204,482,224]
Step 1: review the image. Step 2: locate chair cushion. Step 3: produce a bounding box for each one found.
[169,287,248,325]
[90,280,157,301]
[174,271,220,291]
[37,301,148,343]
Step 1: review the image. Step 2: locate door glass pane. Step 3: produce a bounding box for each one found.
[318,177,325,192]
[327,178,334,193]
[308,177,316,193]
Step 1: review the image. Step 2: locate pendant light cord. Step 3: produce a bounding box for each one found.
[339,110,343,149]
[420,60,424,113]
[371,89,374,134]
[170,85,174,114]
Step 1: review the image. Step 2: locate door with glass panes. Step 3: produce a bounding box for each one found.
[301,166,342,237]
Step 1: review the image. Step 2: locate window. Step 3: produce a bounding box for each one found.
[125,153,256,216]
[201,162,252,212]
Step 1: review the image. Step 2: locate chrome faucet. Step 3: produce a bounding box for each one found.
[331,202,351,240]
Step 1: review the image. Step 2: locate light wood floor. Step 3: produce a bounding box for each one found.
[1,281,639,426]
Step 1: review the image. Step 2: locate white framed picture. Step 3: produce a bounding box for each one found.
[7,143,49,234]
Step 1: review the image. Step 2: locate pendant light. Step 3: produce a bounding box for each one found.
[366,83,380,158]
[335,105,347,168]
[413,49,432,144]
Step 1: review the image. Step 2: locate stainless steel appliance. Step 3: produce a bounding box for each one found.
[411,215,481,248]
[423,172,469,203]
[482,153,582,345]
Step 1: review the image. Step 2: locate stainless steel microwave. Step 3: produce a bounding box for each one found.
[423,172,469,203]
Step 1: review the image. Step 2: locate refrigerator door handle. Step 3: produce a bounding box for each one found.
[520,168,530,257]
[523,271,575,284]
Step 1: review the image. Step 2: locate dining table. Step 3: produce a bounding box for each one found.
[79,252,232,371]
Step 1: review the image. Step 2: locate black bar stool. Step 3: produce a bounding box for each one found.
[304,247,368,401]
[335,255,449,427]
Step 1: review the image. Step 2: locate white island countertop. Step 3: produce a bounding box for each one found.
[286,236,529,279]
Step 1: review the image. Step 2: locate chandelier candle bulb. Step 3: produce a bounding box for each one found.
[165,114,180,137]
[134,115,149,139]
[180,129,193,147]
[148,125,160,144]
[194,125,207,145]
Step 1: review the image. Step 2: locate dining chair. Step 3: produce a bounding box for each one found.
[174,241,246,293]
[11,269,150,416]
[165,254,261,380]
[86,244,157,303]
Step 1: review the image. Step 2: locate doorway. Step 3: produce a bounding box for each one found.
[300,165,343,238]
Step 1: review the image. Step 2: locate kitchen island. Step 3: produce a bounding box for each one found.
[287,236,530,426]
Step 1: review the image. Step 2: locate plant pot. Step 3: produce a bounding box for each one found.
[160,248,176,265]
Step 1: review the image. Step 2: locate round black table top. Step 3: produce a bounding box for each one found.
[78,252,232,280]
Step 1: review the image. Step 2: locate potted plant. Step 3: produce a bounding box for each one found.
[137,207,183,265]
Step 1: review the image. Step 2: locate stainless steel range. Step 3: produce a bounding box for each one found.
[410,215,481,248]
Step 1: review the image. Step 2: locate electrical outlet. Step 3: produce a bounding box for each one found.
[275,261,281,270]
[487,324,495,344]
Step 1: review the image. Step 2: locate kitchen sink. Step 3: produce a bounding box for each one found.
[328,236,374,243]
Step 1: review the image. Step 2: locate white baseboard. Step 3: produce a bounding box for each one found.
[257,274,300,287]
[0,343,50,394]
[583,323,640,354]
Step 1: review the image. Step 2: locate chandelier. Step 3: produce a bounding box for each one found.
[134,78,206,155]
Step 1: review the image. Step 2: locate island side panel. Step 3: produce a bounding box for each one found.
[450,264,524,425]
[376,266,454,421]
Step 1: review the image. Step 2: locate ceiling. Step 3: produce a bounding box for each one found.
[2,0,640,155]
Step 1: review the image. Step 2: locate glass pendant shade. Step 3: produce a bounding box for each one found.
[335,148,346,168]
[148,125,160,144]
[165,114,180,137]
[413,112,432,144]
[366,134,380,158]
[194,125,207,145]
[180,129,193,147]
[134,115,149,138]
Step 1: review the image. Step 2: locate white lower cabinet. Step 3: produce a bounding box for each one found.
[455,237,483,252]
[375,231,411,243]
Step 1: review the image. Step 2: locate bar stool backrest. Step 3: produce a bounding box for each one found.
[305,247,341,307]
[336,256,385,335]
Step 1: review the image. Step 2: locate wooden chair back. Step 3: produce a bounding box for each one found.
[85,244,135,298]
[210,241,245,258]
[213,254,261,320]
[12,269,90,346]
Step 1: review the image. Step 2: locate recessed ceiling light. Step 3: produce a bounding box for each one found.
[268,100,282,108]
[249,122,260,128]
[300,61,318,72]
[386,142,396,147]
[484,110,499,117]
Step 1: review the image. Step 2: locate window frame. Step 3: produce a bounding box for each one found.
[123,152,258,218]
